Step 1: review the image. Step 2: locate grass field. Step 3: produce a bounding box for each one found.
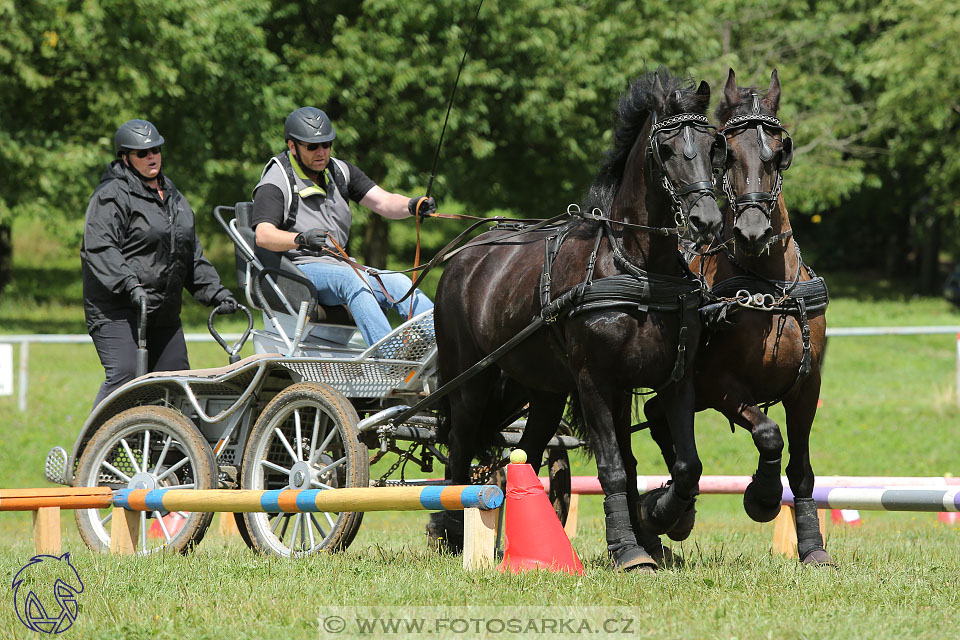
[1,226,960,639]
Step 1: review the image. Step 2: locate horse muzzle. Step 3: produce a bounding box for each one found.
[686,194,723,245]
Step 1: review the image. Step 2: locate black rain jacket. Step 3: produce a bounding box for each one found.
[81,160,229,332]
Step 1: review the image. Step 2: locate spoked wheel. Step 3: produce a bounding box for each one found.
[240,382,368,557]
[74,406,217,554]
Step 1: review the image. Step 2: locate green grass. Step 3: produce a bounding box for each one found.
[2,227,960,638]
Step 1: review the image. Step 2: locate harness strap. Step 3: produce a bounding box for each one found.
[388,314,550,426]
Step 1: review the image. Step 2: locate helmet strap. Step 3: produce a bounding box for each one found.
[122,152,161,186]
[289,142,322,182]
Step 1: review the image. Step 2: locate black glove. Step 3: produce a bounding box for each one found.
[216,295,239,314]
[408,196,437,222]
[129,285,147,308]
[295,229,328,252]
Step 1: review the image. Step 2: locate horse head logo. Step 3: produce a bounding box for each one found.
[12,553,84,634]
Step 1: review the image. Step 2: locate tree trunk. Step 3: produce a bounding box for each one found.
[0,224,11,296]
[919,216,941,294]
[362,215,389,269]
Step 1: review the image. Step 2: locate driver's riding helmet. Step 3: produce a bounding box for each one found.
[284,107,336,144]
[114,119,165,157]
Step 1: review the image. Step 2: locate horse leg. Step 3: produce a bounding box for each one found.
[577,378,657,572]
[643,395,678,469]
[783,376,833,565]
[431,369,502,553]
[617,394,673,564]
[638,378,702,536]
[515,390,567,473]
[739,405,786,523]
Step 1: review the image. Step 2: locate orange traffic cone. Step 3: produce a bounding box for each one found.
[830,509,862,526]
[937,511,960,525]
[148,512,187,539]
[498,452,584,575]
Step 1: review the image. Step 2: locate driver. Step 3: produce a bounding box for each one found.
[81,119,238,409]
[251,107,435,346]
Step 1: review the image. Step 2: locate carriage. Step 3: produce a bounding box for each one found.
[44,201,579,557]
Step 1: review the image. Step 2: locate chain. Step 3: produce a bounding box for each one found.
[470,455,510,485]
[374,439,421,487]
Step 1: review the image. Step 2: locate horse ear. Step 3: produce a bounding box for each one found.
[723,68,738,106]
[765,68,781,113]
[696,80,710,99]
[651,71,664,96]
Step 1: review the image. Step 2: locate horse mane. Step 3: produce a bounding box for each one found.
[584,67,710,214]
[714,85,779,126]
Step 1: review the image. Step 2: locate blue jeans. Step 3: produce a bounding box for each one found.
[297,261,433,345]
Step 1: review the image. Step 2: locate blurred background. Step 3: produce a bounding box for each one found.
[1,0,958,330]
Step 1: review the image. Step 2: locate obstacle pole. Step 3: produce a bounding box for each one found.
[109,485,503,561]
[0,487,113,555]
[113,485,503,514]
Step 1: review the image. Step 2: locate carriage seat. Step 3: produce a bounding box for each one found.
[232,201,353,327]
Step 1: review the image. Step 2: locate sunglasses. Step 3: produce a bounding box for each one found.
[133,147,162,158]
[301,141,332,152]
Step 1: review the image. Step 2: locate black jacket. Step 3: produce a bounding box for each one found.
[81,160,229,331]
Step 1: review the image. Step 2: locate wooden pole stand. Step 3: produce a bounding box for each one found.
[110,506,139,555]
[772,505,828,556]
[563,494,579,539]
[462,507,498,570]
[32,506,61,555]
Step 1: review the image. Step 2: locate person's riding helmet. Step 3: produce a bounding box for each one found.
[114,119,165,157]
[284,107,336,144]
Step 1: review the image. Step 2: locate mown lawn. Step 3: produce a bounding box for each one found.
[1,223,959,638]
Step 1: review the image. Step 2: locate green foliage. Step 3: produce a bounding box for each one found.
[0,0,956,284]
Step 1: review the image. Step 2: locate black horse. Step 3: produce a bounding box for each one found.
[642,69,832,564]
[431,69,724,571]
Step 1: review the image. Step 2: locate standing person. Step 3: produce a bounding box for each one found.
[81,119,239,409]
[251,106,435,346]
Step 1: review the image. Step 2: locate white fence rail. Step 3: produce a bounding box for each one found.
[0,333,243,412]
[1,327,959,412]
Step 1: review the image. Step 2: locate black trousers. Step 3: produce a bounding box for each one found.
[90,319,189,410]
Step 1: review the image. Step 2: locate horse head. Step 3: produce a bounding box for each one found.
[716,68,795,256]
[645,75,725,245]
[592,69,723,251]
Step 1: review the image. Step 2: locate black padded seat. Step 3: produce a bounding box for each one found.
[233,201,353,325]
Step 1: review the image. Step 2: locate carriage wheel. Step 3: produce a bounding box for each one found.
[74,406,217,554]
[240,382,368,557]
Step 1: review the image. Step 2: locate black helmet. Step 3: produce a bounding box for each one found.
[284,107,336,143]
[114,119,165,156]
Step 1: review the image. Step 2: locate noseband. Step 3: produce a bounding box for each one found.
[719,94,795,229]
[647,112,724,230]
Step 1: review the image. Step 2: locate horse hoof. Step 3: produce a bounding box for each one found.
[611,546,658,573]
[801,548,836,567]
[666,500,697,542]
[645,543,684,569]
[426,512,463,555]
[742,483,782,523]
[638,487,678,534]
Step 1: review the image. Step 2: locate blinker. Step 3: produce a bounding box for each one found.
[757,124,775,162]
[683,127,697,160]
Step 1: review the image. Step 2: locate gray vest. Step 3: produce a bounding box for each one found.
[254,151,353,265]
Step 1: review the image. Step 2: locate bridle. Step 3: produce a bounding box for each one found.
[719,93,795,237]
[646,110,726,233]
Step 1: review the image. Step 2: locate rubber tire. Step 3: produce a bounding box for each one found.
[240,382,368,557]
[74,406,217,554]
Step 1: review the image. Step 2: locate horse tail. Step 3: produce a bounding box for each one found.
[563,392,593,458]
